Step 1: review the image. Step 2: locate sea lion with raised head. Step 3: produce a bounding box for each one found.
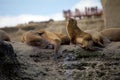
[66,18,94,50]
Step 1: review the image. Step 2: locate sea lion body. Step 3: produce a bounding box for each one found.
[21,30,50,49]
[100,28,120,41]
[85,30,105,47]
[66,18,94,50]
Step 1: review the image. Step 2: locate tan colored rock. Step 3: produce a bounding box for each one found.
[101,0,120,28]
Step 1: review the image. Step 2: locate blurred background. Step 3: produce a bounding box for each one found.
[0,0,102,27]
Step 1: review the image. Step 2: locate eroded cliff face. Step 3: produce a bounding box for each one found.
[0,41,120,80]
[101,0,120,28]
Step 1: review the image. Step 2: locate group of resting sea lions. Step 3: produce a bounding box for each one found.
[1,18,120,60]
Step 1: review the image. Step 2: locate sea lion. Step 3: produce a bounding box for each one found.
[100,28,120,41]
[36,30,62,60]
[21,30,50,49]
[54,32,70,45]
[0,30,10,41]
[22,29,69,60]
[66,18,94,50]
[85,30,104,47]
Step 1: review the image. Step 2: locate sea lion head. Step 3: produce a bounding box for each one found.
[67,18,77,27]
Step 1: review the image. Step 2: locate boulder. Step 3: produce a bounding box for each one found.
[101,0,120,28]
[0,41,20,80]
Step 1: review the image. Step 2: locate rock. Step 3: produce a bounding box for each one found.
[0,41,120,80]
[60,42,120,80]
[11,42,64,80]
[101,0,120,28]
[0,41,20,80]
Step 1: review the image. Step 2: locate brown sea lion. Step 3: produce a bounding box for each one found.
[66,18,94,50]
[0,30,10,41]
[21,30,50,49]
[36,30,62,60]
[85,30,104,47]
[22,30,69,60]
[100,28,120,41]
[54,32,70,45]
